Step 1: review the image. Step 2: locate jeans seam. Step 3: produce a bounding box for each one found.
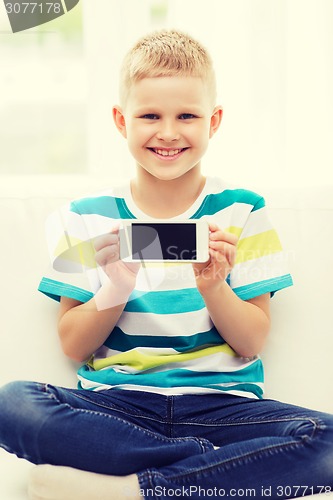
[42,386,206,449]
[175,416,322,428]
[34,383,58,463]
[62,389,170,426]
[168,396,174,438]
[147,426,323,483]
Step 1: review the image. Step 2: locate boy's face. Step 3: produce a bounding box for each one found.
[113,76,222,182]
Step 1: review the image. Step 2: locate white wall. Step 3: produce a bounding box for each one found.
[83,0,333,189]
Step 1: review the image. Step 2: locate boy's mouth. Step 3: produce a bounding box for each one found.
[148,147,188,159]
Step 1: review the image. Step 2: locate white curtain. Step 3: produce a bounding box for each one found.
[84,0,332,188]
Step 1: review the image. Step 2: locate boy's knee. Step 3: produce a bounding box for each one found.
[0,381,51,462]
[0,381,46,435]
[1,380,36,409]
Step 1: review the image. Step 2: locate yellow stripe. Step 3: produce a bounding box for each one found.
[236,229,282,264]
[52,227,281,268]
[89,343,236,372]
[54,235,97,268]
[225,226,243,239]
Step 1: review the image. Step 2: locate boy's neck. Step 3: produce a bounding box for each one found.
[130,167,206,219]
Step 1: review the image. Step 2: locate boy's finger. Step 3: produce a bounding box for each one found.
[93,233,118,252]
[95,246,119,267]
[208,222,219,232]
[209,230,238,245]
[110,223,121,233]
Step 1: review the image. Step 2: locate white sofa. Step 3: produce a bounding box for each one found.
[1,175,332,499]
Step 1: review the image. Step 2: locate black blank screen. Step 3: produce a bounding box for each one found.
[131,223,197,260]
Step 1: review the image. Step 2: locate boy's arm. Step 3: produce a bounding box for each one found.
[58,281,131,363]
[58,228,139,363]
[193,222,270,358]
[198,285,270,358]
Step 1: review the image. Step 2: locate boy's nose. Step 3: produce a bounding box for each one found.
[156,121,180,142]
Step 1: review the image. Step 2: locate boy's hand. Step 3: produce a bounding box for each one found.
[94,226,140,292]
[192,222,238,293]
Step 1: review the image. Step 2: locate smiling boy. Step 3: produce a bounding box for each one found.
[1,29,333,500]
[115,75,219,216]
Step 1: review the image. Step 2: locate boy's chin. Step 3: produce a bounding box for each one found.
[133,156,203,181]
[139,167,198,183]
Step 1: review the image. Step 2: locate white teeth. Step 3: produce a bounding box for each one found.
[153,149,183,156]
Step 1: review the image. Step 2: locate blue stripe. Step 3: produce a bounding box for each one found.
[232,274,293,300]
[70,189,265,220]
[208,383,263,398]
[78,359,264,388]
[104,326,225,353]
[38,277,93,303]
[191,189,265,218]
[125,288,205,314]
[70,197,135,219]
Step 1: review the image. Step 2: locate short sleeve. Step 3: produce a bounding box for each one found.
[38,201,101,303]
[228,196,293,300]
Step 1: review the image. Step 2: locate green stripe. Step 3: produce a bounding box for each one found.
[191,189,265,218]
[38,277,93,303]
[125,288,205,314]
[104,326,225,353]
[78,359,263,388]
[70,197,135,219]
[91,343,235,371]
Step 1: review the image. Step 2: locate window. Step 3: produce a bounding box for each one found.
[0,1,86,174]
[0,0,168,176]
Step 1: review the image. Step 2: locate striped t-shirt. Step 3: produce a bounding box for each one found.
[38,177,293,399]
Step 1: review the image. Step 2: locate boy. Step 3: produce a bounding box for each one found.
[1,30,333,500]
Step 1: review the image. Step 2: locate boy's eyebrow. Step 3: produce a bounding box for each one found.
[134,108,159,114]
[133,105,205,115]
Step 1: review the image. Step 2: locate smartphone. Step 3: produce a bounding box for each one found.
[119,220,209,263]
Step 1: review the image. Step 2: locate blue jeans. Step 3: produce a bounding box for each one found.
[0,381,333,499]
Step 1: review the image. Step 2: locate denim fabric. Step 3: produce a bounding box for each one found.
[0,381,333,499]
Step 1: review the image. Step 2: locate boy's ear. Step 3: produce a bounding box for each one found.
[113,105,127,138]
[209,106,223,138]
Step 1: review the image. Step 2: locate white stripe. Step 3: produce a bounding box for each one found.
[237,207,274,239]
[81,213,121,238]
[46,206,89,259]
[43,266,99,295]
[117,308,214,337]
[141,352,259,374]
[135,263,196,292]
[204,202,251,230]
[77,376,262,398]
[135,264,176,292]
[230,253,291,290]
[92,345,122,359]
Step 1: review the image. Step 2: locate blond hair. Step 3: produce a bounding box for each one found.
[119,29,216,106]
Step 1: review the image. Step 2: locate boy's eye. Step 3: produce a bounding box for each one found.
[179,113,196,120]
[141,114,159,120]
